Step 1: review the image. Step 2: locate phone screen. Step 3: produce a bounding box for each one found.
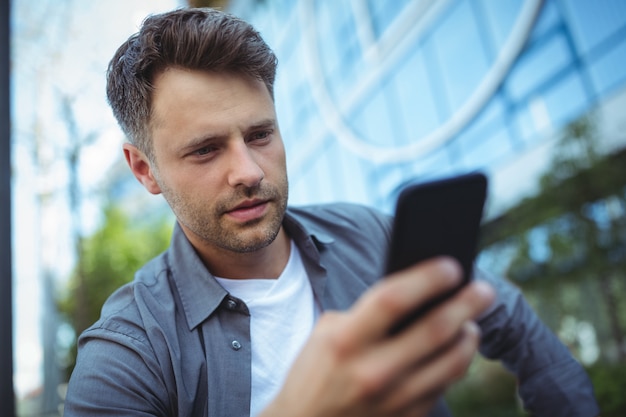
[385,172,487,331]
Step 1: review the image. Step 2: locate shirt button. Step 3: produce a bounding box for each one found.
[231,340,242,351]
[226,299,237,310]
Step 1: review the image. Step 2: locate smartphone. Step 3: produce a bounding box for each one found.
[385,172,488,333]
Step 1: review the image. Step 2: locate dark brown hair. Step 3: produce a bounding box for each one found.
[106,7,278,159]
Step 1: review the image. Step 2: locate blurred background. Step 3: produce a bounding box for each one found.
[7,0,626,415]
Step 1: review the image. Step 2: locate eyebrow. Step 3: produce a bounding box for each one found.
[247,118,277,132]
[178,134,223,156]
[177,118,277,155]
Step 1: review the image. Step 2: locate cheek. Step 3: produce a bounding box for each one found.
[266,142,288,172]
[263,156,287,182]
[173,164,218,187]
[160,169,207,201]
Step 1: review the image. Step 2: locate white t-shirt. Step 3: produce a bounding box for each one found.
[215,241,320,417]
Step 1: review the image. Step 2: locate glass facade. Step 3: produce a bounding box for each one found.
[230,0,626,214]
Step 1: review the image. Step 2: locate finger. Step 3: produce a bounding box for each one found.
[343,257,463,346]
[352,281,493,391]
[382,321,481,413]
[404,280,495,360]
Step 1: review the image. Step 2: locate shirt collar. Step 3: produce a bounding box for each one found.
[283,208,334,247]
[167,223,229,331]
[166,209,334,331]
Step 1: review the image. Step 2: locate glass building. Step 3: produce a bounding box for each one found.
[229,0,626,215]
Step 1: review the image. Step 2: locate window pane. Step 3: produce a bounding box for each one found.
[507,34,572,101]
[434,2,490,110]
[367,0,411,39]
[389,49,440,141]
[543,72,588,127]
[562,0,626,55]
[589,37,626,97]
[478,0,524,50]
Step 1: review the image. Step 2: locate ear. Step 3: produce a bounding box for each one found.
[123,143,162,195]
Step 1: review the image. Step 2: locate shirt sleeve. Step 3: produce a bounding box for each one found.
[476,269,600,417]
[64,326,171,417]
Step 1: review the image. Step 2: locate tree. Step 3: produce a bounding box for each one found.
[58,204,172,377]
[481,115,626,362]
[474,114,626,415]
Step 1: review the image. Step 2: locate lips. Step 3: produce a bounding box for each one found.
[231,198,265,210]
[225,199,269,222]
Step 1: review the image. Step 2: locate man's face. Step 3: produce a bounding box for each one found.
[146,68,288,254]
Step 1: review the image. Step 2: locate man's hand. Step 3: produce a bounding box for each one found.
[260,257,495,417]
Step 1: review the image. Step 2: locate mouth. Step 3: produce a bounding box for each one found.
[225,199,269,222]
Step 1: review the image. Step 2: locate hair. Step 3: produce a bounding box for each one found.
[106,7,278,159]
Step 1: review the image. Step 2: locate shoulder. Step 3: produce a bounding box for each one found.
[287,202,393,237]
[83,252,172,344]
[67,256,176,416]
[286,203,393,268]
[286,203,393,307]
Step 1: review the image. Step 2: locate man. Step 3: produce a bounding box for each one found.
[65,7,599,417]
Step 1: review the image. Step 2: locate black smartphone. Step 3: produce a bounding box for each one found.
[385,172,488,333]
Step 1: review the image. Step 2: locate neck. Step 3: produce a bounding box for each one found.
[191,228,291,280]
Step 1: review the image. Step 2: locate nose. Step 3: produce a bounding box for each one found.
[226,141,264,188]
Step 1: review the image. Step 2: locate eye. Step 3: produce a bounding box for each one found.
[248,130,272,143]
[193,145,216,156]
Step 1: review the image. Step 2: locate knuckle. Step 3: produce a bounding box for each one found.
[373,283,407,316]
[317,311,355,358]
[424,312,457,347]
[351,365,388,399]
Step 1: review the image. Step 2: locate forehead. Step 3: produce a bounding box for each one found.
[157,69,272,114]
[148,68,276,146]
[149,68,276,156]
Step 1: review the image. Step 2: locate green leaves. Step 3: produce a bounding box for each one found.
[57,204,172,376]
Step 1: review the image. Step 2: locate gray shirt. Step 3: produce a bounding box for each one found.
[64,203,599,416]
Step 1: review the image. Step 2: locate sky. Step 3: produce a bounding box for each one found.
[11,0,181,399]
